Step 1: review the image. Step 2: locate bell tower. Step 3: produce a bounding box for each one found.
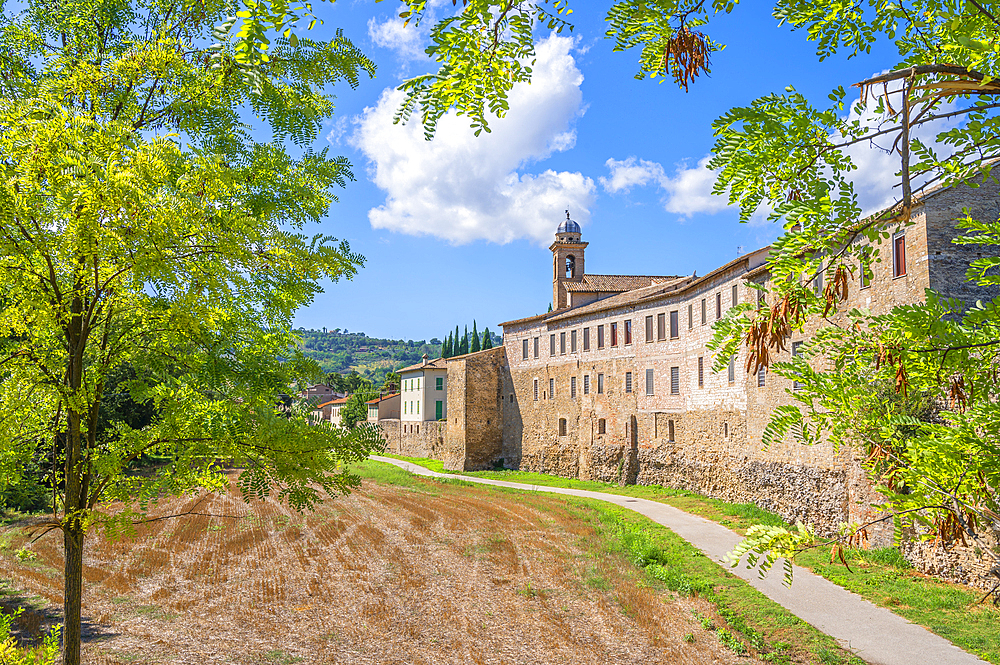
[550,211,587,311]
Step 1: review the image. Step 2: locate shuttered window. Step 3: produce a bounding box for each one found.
[688,304,693,329]
[583,375,590,394]
[670,310,679,339]
[533,379,538,401]
[560,332,566,355]
[583,327,590,351]
[645,315,653,342]
[698,356,704,387]
[728,356,736,383]
[597,325,605,348]
[645,369,654,396]
[670,366,680,395]
[522,339,529,360]
[792,341,804,391]
[657,313,666,340]
[625,371,632,394]
[549,378,554,399]
[571,330,577,353]
[701,299,706,325]
[570,376,577,398]
[533,337,539,358]
[550,334,556,356]
[597,373,604,394]
[893,233,906,277]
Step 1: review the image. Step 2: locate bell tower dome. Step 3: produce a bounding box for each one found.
[550,211,587,311]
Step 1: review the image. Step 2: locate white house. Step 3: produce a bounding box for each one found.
[399,355,448,422]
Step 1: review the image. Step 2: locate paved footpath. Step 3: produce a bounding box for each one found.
[372,456,987,665]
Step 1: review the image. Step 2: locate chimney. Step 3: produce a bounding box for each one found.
[422,353,429,366]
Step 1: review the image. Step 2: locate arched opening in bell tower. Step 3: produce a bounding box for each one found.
[565,255,576,279]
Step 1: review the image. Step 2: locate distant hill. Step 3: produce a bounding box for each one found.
[295,329,442,379]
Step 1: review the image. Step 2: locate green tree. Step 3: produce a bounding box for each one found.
[341,389,379,429]
[0,0,381,662]
[460,325,470,355]
[482,328,493,350]
[471,320,481,352]
[454,325,461,356]
[442,332,452,358]
[382,371,400,393]
[699,2,1000,589]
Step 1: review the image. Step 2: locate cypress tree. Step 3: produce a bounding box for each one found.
[482,328,493,350]
[471,320,480,352]
[454,325,461,356]
[460,325,469,355]
[442,333,452,358]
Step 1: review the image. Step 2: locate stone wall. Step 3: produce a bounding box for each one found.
[445,347,506,471]
[378,419,447,459]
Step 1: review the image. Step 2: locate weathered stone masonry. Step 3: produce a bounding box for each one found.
[375,181,999,586]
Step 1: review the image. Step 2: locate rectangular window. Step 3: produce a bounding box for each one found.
[668,419,675,442]
[669,310,679,339]
[860,261,872,289]
[625,371,633,393]
[893,233,906,277]
[436,377,443,391]
[701,298,707,325]
[728,356,736,383]
[533,379,539,401]
[624,320,632,344]
[549,378,555,399]
[597,325,605,349]
[598,418,606,435]
[583,327,590,351]
[657,313,666,341]
[597,373,604,394]
[814,260,824,295]
[559,418,567,436]
[698,357,704,387]
[670,366,680,395]
[560,332,566,355]
[550,334,556,356]
[792,341,804,391]
[757,366,766,387]
[522,339,529,360]
[435,401,443,420]
[416,401,420,415]
[732,284,738,308]
[570,376,577,399]
[611,322,619,347]
[533,337,539,358]
[645,315,653,342]
[688,304,693,329]
[571,329,577,353]
[583,374,590,394]
[645,368,654,396]
[716,292,722,320]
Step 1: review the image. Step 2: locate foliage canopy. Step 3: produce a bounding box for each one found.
[0,0,381,661]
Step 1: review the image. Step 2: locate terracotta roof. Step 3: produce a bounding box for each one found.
[497,312,549,328]
[366,393,399,405]
[546,247,771,324]
[317,397,350,408]
[398,357,448,373]
[564,274,680,293]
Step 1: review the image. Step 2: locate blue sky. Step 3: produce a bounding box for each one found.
[291,0,903,341]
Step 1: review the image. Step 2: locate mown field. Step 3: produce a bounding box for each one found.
[0,461,840,665]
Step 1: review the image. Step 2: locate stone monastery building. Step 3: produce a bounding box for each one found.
[378,181,999,538]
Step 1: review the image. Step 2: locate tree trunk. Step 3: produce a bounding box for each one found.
[63,524,85,665]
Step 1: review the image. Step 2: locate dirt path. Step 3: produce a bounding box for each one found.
[0,472,760,665]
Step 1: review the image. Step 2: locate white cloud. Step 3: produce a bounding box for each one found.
[349,34,595,245]
[601,155,732,217]
[367,16,426,62]
[602,81,961,224]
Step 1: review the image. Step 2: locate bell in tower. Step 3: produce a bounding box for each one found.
[550,211,587,311]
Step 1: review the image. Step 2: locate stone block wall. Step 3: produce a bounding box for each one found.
[378,419,447,459]
[445,347,506,471]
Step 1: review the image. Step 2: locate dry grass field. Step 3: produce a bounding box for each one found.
[0,463,768,665]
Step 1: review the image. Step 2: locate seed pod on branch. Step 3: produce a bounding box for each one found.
[664,26,710,93]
